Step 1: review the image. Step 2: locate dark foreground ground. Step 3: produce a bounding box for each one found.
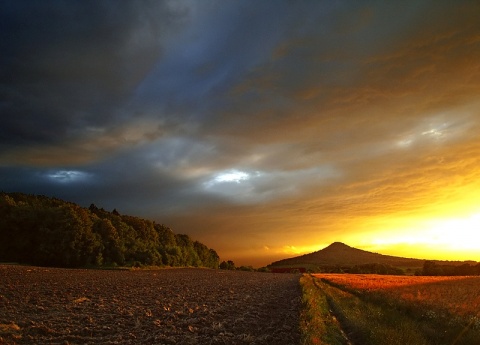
[0,265,301,344]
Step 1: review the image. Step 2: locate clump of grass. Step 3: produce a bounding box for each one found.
[72,296,89,304]
[299,275,346,345]
[0,322,21,343]
[0,322,21,335]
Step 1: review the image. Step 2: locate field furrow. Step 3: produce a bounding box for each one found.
[0,265,302,345]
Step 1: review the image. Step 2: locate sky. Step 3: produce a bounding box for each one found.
[1,1,480,267]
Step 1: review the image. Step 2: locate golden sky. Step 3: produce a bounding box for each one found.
[1,1,480,266]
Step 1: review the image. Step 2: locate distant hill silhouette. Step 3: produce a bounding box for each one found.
[268,242,465,271]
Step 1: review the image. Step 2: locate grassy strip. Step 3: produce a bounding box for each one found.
[299,275,347,345]
[321,277,480,345]
[315,277,430,345]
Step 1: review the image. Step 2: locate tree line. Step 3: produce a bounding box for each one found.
[0,192,219,269]
[418,260,480,276]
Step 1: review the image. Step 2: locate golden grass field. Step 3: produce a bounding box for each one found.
[313,274,480,318]
[301,274,480,345]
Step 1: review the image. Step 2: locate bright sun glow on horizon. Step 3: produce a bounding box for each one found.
[240,205,480,266]
[270,205,480,265]
[351,212,480,261]
[230,191,480,266]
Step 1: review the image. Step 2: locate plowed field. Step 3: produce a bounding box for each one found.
[0,265,301,344]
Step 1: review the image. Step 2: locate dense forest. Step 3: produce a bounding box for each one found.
[0,192,219,269]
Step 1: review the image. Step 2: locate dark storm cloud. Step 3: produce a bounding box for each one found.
[0,0,184,149]
[132,1,296,117]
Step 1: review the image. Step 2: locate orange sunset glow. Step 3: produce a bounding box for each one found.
[1,1,480,267]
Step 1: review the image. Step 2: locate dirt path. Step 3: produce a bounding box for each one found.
[0,265,301,344]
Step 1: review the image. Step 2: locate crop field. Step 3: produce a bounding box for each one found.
[300,274,480,345]
[3,265,480,345]
[0,265,301,345]
[314,274,480,317]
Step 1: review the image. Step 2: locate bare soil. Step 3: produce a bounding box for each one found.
[0,265,301,344]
